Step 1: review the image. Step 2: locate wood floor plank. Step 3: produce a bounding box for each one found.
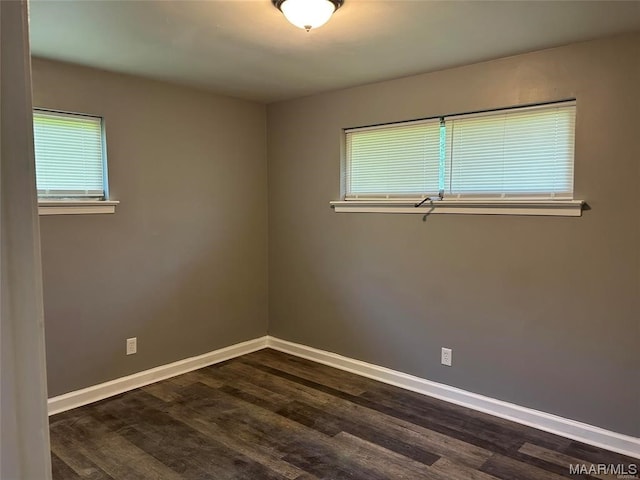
[187,368,227,389]
[51,436,112,480]
[211,370,444,468]
[561,440,638,466]
[180,381,438,480]
[363,382,577,456]
[141,381,183,403]
[368,379,570,443]
[275,400,441,466]
[279,438,391,480]
[207,398,405,479]
[50,452,83,480]
[248,352,573,457]
[481,453,576,480]
[332,431,441,479]
[222,359,493,469]
[219,383,292,413]
[92,393,289,480]
[52,420,183,480]
[204,364,298,406]
[246,364,597,479]
[519,443,608,480]
[359,387,541,452]
[220,361,333,407]
[166,402,310,479]
[429,457,503,480]
[50,349,636,480]
[242,350,370,396]
[213,363,594,480]
[245,357,529,454]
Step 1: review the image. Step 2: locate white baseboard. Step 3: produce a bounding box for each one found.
[47,336,268,416]
[48,334,639,460]
[266,336,640,460]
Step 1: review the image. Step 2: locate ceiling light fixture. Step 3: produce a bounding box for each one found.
[272,0,344,32]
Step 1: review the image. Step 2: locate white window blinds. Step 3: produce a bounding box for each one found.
[344,101,576,201]
[445,102,575,198]
[345,119,441,199]
[33,110,106,199]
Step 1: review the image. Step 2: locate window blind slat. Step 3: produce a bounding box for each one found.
[444,104,575,197]
[33,110,106,199]
[346,119,441,198]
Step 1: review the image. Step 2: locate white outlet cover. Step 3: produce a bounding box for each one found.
[126,337,137,355]
[441,347,452,366]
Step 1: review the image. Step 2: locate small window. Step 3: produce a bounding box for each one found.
[344,101,576,201]
[33,109,108,200]
[346,119,442,198]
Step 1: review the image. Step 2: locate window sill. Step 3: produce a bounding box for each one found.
[330,199,584,217]
[38,200,119,216]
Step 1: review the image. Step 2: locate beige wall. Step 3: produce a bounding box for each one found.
[32,58,268,397]
[267,33,640,436]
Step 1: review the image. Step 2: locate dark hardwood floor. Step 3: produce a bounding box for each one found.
[50,348,636,479]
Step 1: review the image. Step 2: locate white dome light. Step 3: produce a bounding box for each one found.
[273,0,343,32]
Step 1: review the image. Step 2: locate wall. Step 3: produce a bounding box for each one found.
[32,59,268,397]
[1,2,52,477]
[267,33,640,436]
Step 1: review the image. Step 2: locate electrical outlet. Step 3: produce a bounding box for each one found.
[441,347,452,366]
[126,337,137,355]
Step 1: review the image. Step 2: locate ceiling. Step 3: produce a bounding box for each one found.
[29,0,640,103]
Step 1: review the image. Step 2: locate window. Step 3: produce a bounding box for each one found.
[336,101,582,216]
[346,119,442,198]
[33,109,117,215]
[444,103,575,199]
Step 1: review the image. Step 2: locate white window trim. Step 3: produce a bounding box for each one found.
[38,200,119,216]
[330,199,584,217]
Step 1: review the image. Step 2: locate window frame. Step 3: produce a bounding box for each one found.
[334,100,584,217]
[32,108,118,215]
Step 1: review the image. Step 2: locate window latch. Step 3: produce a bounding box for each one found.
[415,189,444,208]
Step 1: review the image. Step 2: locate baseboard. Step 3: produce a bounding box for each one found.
[266,336,640,460]
[48,336,268,416]
[48,334,639,459]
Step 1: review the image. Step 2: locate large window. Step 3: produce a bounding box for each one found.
[344,101,576,202]
[33,109,108,200]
